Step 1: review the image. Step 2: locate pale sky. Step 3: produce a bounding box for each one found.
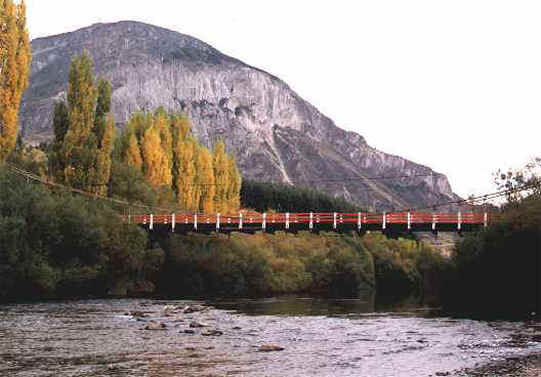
[25,0,541,198]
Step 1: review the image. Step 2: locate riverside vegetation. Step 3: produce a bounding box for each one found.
[442,160,541,319]
[0,163,448,301]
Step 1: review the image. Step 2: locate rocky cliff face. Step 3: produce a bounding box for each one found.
[20,21,461,210]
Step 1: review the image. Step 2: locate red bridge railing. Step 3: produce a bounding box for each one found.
[122,211,496,233]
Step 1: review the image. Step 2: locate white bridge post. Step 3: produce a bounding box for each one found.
[382,212,386,230]
[172,213,176,232]
[262,213,267,231]
[484,212,488,228]
[150,214,154,230]
[194,214,198,231]
[216,213,221,232]
[432,213,436,232]
[457,212,461,231]
[407,212,411,231]
[333,212,337,230]
[310,212,314,230]
[286,213,290,230]
[239,212,243,230]
[358,212,362,231]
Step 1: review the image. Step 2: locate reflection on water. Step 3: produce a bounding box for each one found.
[209,292,439,318]
[0,297,539,377]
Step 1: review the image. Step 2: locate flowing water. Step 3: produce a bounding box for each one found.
[1,296,540,377]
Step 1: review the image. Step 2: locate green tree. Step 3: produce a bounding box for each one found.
[50,53,115,193]
[61,52,98,189]
[50,101,69,182]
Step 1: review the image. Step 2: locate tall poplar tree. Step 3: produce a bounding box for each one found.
[61,52,98,188]
[49,101,69,182]
[91,79,114,194]
[196,146,216,213]
[94,114,114,195]
[173,131,197,210]
[125,133,143,171]
[213,140,229,213]
[0,0,31,161]
[226,155,242,212]
[141,124,172,187]
[50,53,115,193]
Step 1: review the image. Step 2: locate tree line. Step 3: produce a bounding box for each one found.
[241,179,361,213]
[115,110,241,213]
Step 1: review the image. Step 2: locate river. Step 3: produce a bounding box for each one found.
[1,296,540,377]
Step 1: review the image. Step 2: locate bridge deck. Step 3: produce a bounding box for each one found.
[121,212,495,234]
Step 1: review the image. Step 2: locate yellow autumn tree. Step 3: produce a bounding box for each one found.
[226,154,242,212]
[196,146,215,213]
[116,111,243,212]
[125,133,143,171]
[213,140,230,213]
[155,110,172,168]
[0,0,31,161]
[141,125,172,187]
[173,134,197,210]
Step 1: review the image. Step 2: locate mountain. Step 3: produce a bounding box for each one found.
[20,21,461,210]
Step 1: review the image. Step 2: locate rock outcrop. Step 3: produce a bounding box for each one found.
[20,21,461,210]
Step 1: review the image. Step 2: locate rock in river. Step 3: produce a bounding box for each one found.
[183,305,208,314]
[258,345,285,352]
[190,321,209,328]
[201,330,223,337]
[144,321,167,330]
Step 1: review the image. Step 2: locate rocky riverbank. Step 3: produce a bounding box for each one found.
[452,353,541,376]
[450,321,541,377]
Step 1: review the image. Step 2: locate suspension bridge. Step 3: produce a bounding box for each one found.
[5,162,524,235]
[123,211,494,234]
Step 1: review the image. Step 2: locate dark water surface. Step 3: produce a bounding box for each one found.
[1,297,540,377]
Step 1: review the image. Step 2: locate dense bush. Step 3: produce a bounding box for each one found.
[0,165,162,301]
[443,196,541,319]
[361,233,450,300]
[158,232,375,298]
[157,230,446,299]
